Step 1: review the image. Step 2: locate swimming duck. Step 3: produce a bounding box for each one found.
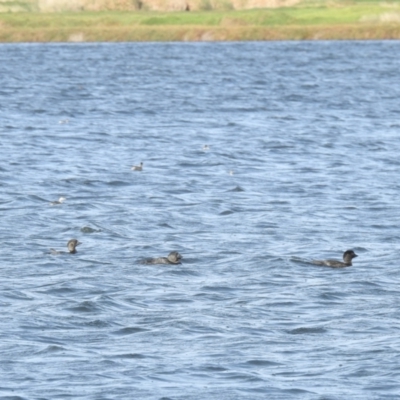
[131,162,143,171]
[142,251,182,265]
[312,249,358,268]
[50,197,66,206]
[67,239,81,254]
[50,239,81,255]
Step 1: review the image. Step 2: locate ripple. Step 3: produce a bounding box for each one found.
[80,226,101,233]
[287,326,328,335]
[112,327,150,336]
[227,185,245,192]
[113,353,147,359]
[219,210,234,215]
[66,301,100,313]
[36,345,65,354]
[245,359,283,367]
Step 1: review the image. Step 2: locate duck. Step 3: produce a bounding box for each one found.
[67,239,81,254]
[50,197,66,206]
[50,239,81,255]
[131,162,143,171]
[312,249,358,268]
[142,251,182,265]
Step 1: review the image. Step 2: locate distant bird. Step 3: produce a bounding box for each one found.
[312,249,358,268]
[131,162,143,171]
[50,197,66,206]
[202,145,210,151]
[50,239,81,255]
[229,170,234,176]
[141,251,182,265]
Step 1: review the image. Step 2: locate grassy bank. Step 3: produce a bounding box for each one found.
[1,1,400,41]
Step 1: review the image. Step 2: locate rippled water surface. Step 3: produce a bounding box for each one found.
[1,41,400,399]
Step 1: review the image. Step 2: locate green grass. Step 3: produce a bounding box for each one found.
[140,13,223,25]
[1,2,400,27]
[1,1,400,41]
[0,1,37,12]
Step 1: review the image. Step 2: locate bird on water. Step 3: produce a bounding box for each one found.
[312,249,358,268]
[141,251,182,265]
[131,162,143,171]
[50,239,81,255]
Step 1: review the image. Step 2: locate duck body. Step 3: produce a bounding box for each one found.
[312,249,358,268]
[142,251,182,265]
[131,162,143,171]
[50,239,81,255]
[50,197,66,205]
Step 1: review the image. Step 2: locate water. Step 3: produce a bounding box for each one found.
[1,41,400,399]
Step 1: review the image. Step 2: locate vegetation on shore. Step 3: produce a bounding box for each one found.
[1,1,400,42]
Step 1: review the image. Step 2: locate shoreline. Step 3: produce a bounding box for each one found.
[1,7,400,42]
[2,26,400,43]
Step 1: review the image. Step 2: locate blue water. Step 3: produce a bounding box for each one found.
[1,41,400,399]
